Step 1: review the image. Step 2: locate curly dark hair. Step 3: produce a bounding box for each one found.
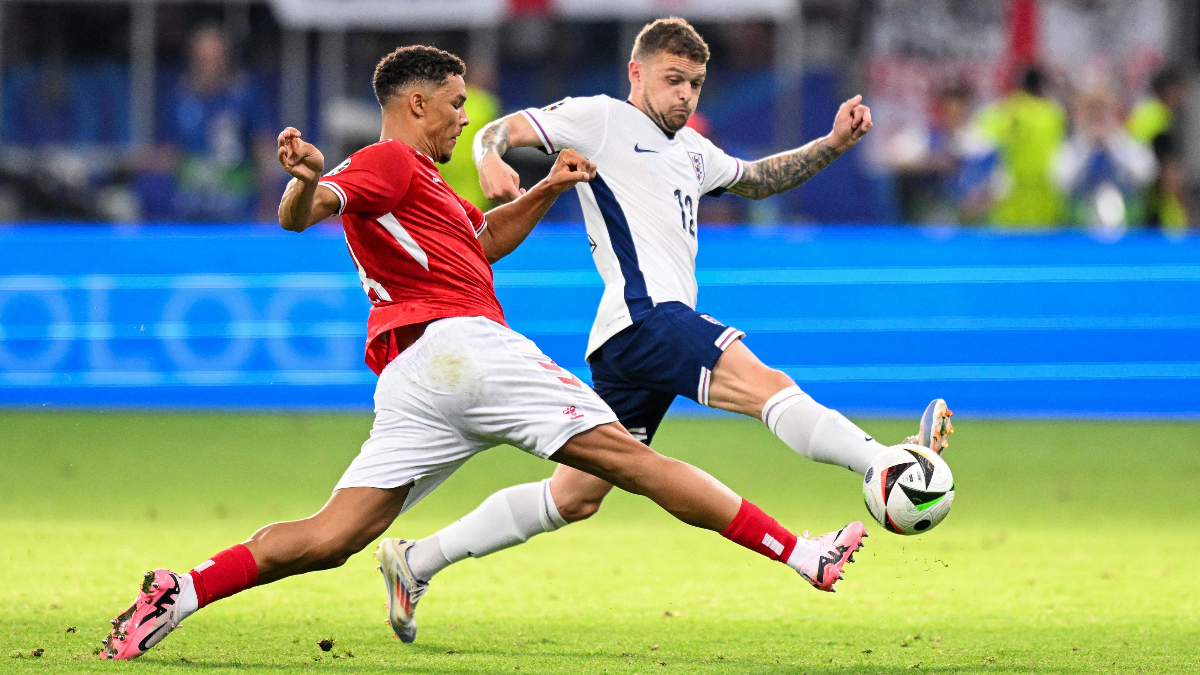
[372,45,465,106]
[631,17,710,64]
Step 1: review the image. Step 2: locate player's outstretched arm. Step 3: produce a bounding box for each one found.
[276,127,340,232]
[478,149,596,264]
[728,95,873,200]
[474,113,545,204]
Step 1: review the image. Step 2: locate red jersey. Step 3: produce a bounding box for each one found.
[318,139,506,375]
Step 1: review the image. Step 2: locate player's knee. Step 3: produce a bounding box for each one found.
[557,493,604,522]
[765,368,796,394]
[746,369,797,413]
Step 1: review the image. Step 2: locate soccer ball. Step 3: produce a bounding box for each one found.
[862,444,954,535]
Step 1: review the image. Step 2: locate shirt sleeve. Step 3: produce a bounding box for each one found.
[520,96,610,158]
[318,142,413,216]
[695,134,745,197]
[457,194,488,237]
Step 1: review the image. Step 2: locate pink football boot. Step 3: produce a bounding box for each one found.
[792,521,868,592]
[101,569,184,659]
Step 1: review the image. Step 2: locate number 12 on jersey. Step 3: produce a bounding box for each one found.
[673,189,695,238]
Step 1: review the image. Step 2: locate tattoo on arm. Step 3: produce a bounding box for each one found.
[474,119,511,164]
[728,139,842,200]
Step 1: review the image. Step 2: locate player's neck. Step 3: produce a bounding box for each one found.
[627,95,675,139]
[380,114,438,160]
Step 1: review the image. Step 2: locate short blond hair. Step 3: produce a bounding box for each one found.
[631,17,710,64]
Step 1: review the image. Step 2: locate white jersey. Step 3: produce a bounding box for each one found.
[520,94,743,359]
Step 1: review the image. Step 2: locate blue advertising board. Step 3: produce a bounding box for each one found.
[1,224,1197,416]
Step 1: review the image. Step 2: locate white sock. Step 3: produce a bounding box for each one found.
[785,538,818,570]
[177,572,199,622]
[761,386,885,475]
[406,479,567,582]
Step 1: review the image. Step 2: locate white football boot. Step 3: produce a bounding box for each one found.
[375,538,427,644]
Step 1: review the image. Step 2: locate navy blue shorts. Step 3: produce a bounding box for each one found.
[589,301,744,444]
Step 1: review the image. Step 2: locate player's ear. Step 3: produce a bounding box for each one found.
[628,60,641,87]
[408,90,426,118]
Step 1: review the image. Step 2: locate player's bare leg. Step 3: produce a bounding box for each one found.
[404,431,720,586]
[546,462,614,521]
[552,422,741,528]
[246,485,410,583]
[707,339,952,473]
[705,340,795,418]
[102,485,409,659]
[552,424,865,592]
[410,421,859,574]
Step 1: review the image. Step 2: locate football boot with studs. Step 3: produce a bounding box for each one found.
[792,522,868,592]
[905,398,954,454]
[375,538,427,643]
[101,569,183,659]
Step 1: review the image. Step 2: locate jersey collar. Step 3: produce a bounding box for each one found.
[625,99,677,141]
[384,137,437,164]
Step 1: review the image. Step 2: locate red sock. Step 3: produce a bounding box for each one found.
[188,544,259,609]
[721,499,798,564]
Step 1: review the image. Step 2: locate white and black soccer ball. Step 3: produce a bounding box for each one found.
[862,444,955,535]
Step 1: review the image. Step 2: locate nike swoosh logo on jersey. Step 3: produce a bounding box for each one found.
[633,144,658,153]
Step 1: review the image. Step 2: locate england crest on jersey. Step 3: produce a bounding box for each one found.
[688,151,705,184]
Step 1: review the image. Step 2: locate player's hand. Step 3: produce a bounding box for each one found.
[828,95,873,153]
[544,149,597,195]
[479,153,524,204]
[277,127,325,183]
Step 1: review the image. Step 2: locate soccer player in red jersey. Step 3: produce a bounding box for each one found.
[100,45,865,659]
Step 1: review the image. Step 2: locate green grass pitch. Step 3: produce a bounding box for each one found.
[2,411,1198,674]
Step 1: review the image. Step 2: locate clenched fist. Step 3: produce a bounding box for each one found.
[478,152,524,204]
[542,149,597,196]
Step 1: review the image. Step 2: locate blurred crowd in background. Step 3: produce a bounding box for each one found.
[0,0,1197,231]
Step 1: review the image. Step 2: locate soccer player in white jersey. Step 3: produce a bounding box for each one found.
[372,20,954,640]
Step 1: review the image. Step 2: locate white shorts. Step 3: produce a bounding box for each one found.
[335,316,618,513]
